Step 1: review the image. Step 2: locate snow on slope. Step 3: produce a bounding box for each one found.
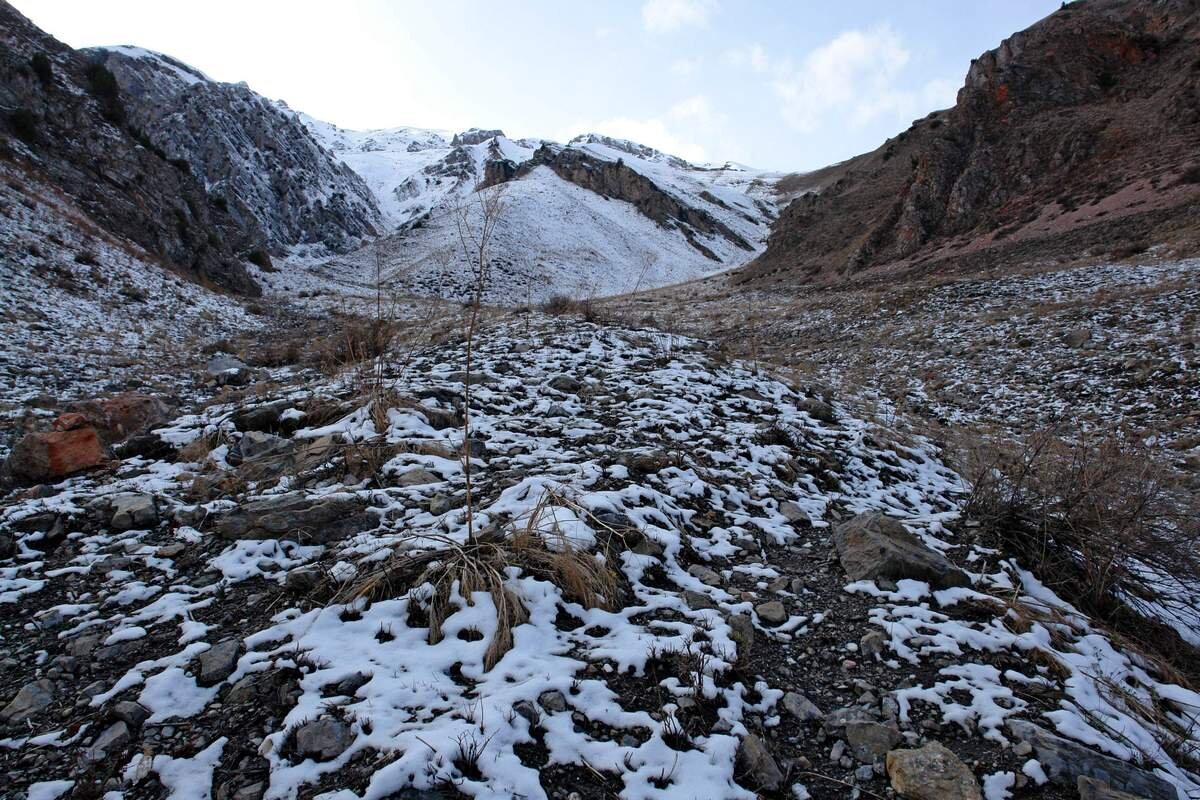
[281,116,782,302]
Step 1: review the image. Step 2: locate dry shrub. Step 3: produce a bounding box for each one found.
[541,294,600,321]
[961,427,1200,672]
[340,492,621,670]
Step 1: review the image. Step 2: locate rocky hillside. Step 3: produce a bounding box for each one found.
[743,0,1200,287]
[0,1,261,296]
[89,47,383,257]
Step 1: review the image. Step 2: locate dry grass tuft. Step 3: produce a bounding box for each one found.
[337,491,622,670]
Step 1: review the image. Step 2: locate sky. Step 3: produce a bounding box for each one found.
[14,0,1060,171]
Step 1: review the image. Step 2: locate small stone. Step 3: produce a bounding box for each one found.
[285,569,320,595]
[113,701,150,727]
[779,501,806,522]
[547,375,583,393]
[84,721,131,762]
[683,590,716,610]
[156,542,187,559]
[755,600,787,625]
[293,718,352,761]
[830,740,846,762]
[538,690,568,713]
[429,494,453,515]
[845,721,901,762]
[736,733,784,791]
[855,764,875,782]
[727,614,755,660]
[396,468,441,487]
[687,564,722,586]
[1,679,55,723]
[782,692,823,722]
[196,639,241,686]
[886,741,982,800]
[513,700,540,726]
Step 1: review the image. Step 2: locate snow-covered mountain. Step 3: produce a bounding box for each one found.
[62,41,781,302]
[273,113,782,302]
[90,46,383,257]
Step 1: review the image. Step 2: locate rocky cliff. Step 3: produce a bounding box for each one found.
[0,2,262,295]
[90,47,382,256]
[742,0,1200,287]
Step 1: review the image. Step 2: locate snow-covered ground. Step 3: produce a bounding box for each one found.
[3,316,1197,799]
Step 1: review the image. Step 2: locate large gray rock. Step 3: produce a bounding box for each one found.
[736,733,784,791]
[754,600,787,625]
[886,741,981,800]
[293,717,353,761]
[110,493,158,530]
[1006,720,1177,800]
[211,493,376,544]
[832,512,970,589]
[206,355,257,386]
[1,679,54,723]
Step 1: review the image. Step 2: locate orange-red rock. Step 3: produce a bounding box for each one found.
[51,412,89,432]
[6,428,107,483]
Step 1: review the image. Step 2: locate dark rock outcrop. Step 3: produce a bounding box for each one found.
[91,47,382,255]
[0,2,261,295]
[743,0,1200,287]
[832,512,971,589]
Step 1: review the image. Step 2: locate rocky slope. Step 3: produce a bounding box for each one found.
[89,47,383,257]
[743,0,1200,287]
[3,313,1197,800]
[0,1,261,296]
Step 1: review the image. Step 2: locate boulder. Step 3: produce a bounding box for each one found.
[736,733,784,791]
[110,493,158,530]
[832,512,970,589]
[67,392,169,445]
[293,717,353,761]
[6,427,106,483]
[1,679,54,723]
[211,493,376,544]
[538,690,568,712]
[1006,720,1176,800]
[886,741,981,800]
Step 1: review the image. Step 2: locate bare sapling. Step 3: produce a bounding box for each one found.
[452,182,509,545]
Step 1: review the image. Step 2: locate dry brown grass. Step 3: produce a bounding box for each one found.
[959,426,1200,677]
[337,490,622,670]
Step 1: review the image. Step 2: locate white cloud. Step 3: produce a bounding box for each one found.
[771,27,912,133]
[670,57,702,76]
[722,43,769,73]
[641,0,717,33]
